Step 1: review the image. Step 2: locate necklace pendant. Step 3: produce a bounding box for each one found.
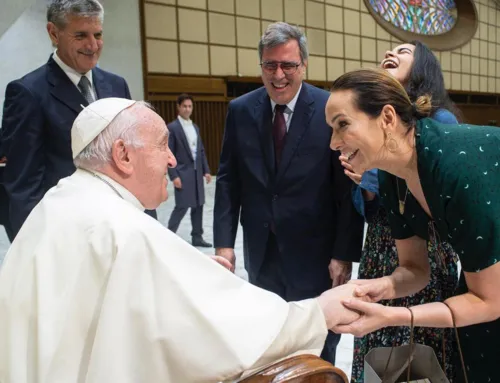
[399,200,405,215]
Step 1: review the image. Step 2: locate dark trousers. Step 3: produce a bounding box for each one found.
[0,184,14,242]
[3,222,14,243]
[145,209,157,219]
[168,205,204,237]
[250,233,340,366]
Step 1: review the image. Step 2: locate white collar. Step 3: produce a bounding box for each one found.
[178,115,193,124]
[270,82,303,113]
[77,168,145,211]
[53,50,94,88]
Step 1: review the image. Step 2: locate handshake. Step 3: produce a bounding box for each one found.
[209,252,397,337]
[316,277,396,337]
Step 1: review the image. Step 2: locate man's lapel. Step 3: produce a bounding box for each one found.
[254,89,276,178]
[47,56,87,114]
[276,83,314,183]
[92,67,113,99]
[175,119,194,161]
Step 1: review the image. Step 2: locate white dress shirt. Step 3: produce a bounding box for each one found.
[270,83,303,131]
[53,50,97,101]
[178,115,198,162]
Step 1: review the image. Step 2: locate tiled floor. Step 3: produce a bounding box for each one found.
[0,180,357,379]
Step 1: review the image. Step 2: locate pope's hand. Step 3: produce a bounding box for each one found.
[209,255,233,271]
[317,283,361,329]
[331,299,402,337]
[348,277,394,303]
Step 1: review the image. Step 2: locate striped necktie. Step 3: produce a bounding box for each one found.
[78,76,95,104]
[273,104,287,168]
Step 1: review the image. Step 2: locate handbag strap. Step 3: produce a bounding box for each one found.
[442,301,469,383]
[383,304,469,383]
[428,225,468,382]
[406,308,414,382]
[382,307,414,383]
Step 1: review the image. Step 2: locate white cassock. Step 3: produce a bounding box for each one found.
[0,169,327,383]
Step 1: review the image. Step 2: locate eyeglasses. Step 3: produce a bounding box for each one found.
[260,61,301,75]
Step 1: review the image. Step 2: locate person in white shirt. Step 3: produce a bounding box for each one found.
[0,0,156,241]
[0,97,361,382]
[167,93,212,247]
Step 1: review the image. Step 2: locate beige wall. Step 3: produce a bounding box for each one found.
[144,0,500,94]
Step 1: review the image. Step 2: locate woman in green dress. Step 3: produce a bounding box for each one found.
[325,67,499,383]
[347,41,459,382]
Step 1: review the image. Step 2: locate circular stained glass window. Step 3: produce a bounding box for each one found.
[368,0,458,36]
[364,0,477,50]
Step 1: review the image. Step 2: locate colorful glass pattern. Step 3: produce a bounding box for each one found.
[369,0,458,35]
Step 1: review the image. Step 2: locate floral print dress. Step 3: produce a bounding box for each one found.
[350,208,458,382]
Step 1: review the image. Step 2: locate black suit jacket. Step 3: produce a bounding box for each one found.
[214,83,364,291]
[0,56,134,236]
[167,119,210,208]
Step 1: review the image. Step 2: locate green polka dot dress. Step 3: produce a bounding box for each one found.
[379,117,500,383]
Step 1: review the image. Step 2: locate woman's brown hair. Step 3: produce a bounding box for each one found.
[330,68,432,133]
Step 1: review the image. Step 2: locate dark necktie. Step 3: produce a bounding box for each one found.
[273,104,287,168]
[78,76,95,104]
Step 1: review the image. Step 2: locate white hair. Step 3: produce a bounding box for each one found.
[74,101,154,170]
[47,0,104,28]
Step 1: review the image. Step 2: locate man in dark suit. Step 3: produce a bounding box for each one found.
[167,94,212,247]
[0,155,13,242]
[0,0,156,239]
[213,22,364,365]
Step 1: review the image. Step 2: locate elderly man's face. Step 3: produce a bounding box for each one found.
[47,15,103,74]
[131,110,176,209]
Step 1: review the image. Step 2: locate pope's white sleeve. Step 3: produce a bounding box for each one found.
[88,222,329,383]
[246,298,328,371]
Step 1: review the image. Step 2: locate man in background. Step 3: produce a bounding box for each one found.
[0,0,155,239]
[167,94,212,247]
[214,22,365,364]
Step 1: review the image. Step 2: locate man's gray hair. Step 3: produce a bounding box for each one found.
[74,101,155,170]
[258,22,309,63]
[47,0,104,28]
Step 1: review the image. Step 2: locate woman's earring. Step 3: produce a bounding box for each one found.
[385,132,399,153]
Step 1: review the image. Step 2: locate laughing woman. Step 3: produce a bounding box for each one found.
[327,67,500,383]
[344,42,460,382]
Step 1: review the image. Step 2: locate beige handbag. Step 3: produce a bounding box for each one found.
[364,302,468,383]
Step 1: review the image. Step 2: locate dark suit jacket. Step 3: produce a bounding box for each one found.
[0,165,13,242]
[214,83,364,291]
[0,56,135,236]
[167,118,210,208]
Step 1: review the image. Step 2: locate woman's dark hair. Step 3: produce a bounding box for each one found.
[330,68,432,133]
[406,40,462,121]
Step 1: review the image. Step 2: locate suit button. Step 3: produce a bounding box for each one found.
[263,223,269,228]
[272,194,278,201]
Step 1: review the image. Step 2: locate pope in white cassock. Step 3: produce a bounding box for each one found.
[0,98,360,382]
